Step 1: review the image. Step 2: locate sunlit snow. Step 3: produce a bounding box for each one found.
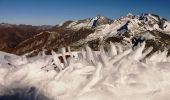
[0,42,170,100]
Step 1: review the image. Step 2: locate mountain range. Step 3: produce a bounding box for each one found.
[0,13,170,56]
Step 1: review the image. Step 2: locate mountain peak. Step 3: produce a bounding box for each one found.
[127,13,134,17]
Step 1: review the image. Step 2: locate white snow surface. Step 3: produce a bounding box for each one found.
[0,42,170,100]
[0,51,18,63]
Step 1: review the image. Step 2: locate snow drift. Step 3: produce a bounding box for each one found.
[0,42,170,100]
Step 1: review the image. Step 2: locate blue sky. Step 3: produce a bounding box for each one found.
[0,0,170,25]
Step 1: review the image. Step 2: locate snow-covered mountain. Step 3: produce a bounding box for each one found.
[71,14,169,46]
[0,13,170,56]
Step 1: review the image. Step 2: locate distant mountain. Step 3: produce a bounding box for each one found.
[69,13,170,54]
[0,14,170,56]
[0,23,52,50]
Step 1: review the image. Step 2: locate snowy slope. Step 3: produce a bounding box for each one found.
[75,13,170,42]
[0,43,170,100]
[66,16,112,30]
[0,51,18,63]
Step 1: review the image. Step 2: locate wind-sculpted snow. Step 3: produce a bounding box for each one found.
[0,43,170,100]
